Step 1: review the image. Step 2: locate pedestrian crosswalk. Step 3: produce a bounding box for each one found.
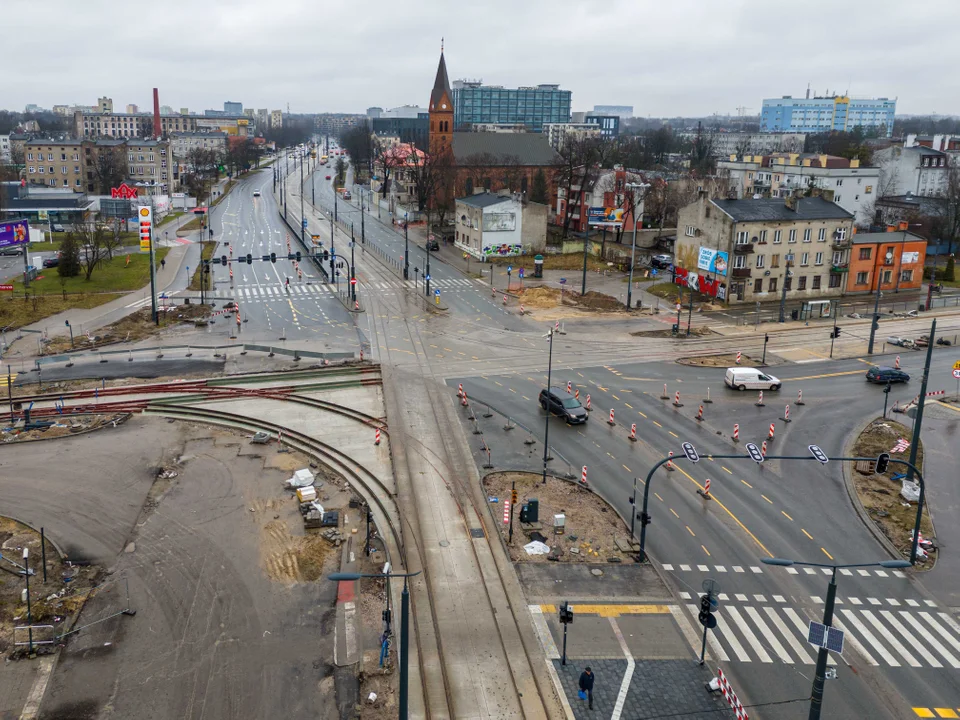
[662,563,908,579]
[678,599,960,669]
[210,277,480,299]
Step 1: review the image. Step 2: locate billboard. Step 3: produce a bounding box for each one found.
[588,206,624,228]
[697,247,729,276]
[0,219,30,250]
[674,266,727,300]
[482,212,516,232]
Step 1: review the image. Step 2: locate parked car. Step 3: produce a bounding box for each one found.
[52,223,66,233]
[343,191,352,200]
[651,254,673,269]
[42,256,60,268]
[866,366,910,384]
[538,388,588,424]
[724,367,781,391]
[0,245,23,256]
[886,336,914,348]
[426,239,440,251]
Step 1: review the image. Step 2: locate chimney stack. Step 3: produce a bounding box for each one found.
[153,88,161,139]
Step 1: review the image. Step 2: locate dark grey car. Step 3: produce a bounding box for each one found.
[539,388,588,424]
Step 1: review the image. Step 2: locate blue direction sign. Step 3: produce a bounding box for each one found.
[651,269,658,276]
[434,289,440,296]
[302,218,308,229]
[507,265,513,273]
[518,268,524,278]
[559,278,567,285]
[425,274,431,281]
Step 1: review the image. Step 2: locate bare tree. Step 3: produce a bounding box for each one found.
[90,145,127,194]
[69,222,112,281]
[554,136,614,238]
[341,122,374,183]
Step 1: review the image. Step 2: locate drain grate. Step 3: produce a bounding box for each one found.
[469,528,485,538]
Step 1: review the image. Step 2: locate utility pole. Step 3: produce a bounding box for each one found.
[626,207,638,310]
[867,262,885,354]
[541,328,555,484]
[581,228,589,296]
[425,237,432,297]
[808,567,838,720]
[907,318,936,485]
[778,258,791,323]
[300,156,305,248]
[350,225,357,303]
[403,213,410,280]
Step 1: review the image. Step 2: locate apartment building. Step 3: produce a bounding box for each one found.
[874,145,950,198]
[675,193,855,304]
[718,153,879,226]
[761,94,895,137]
[845,229,927,295]
[24,138,171,195]
[24,139,87,190]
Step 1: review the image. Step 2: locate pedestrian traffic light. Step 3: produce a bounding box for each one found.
[559,602,574,625]
[220,255,227,266]
[700,594,712,614]
[296,251,302,262]
[875,452,890,474]
[270,252,277,263]
[246,253,253,265]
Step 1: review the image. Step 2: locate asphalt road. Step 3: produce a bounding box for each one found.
[449,346,960,717]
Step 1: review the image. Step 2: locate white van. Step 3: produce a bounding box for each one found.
[724,367,781,391]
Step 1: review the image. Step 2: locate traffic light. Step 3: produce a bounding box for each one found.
[559,602,574,625]
[808,444,829,465]
[875,452,890,474]
[511,488,518,505]
[221,255,227,266]
[698,594,715,627]
[246,253,253,265]
[745,442,765,464]
[323,250,330,261]
[296,251,302,262]
[830,327,842,339]
[270,252,276,263]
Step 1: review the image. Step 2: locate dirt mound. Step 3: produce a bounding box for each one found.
[519,286,562,308]
[571,290,622,311]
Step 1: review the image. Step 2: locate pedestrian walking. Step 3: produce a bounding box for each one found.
[160,258,166,270]
[578,666,594,710]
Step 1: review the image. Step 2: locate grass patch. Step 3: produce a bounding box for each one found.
[189,242,216,291]
[157,211,185,227]
[0,248,170,329]
[44,303,211,353]
[178,215,204,233]
[488,252,608,272]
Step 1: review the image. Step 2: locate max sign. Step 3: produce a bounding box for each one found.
[674,266,727,300]
[111,183,139,199]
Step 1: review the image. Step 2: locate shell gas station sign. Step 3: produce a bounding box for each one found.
[138,206,152,253]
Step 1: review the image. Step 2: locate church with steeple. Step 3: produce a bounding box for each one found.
[425,45,559,203]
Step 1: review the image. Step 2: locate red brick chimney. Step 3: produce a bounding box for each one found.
[152,88,161,138]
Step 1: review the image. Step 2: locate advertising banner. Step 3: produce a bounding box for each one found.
[674,266,727,300]
[587,206,624,228]
[697,247,729,276]
[0,219,30,249]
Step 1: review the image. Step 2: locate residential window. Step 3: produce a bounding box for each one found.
[61,166,67,174]
[836,194,841,203]
[836,227,846,241]
[38,167,44,174]
[773,230,782,243]
[27,153,33,161]
[758,230,767,244]
[756,254,765,268]
[49,179,55,186]
[770,254,780,268]
[800,252,809,266]
[836,179,843,187]
[28,166,34,173]
[901,269,913,282]
[784,275,792,291]
[754,278,763,293]
[818,228,826,241]
[75,179,81,187]
[856,271,869,285]
[769,277,778,292]
[798,276,807,290]
[788,229,797,243]
[685,225,696,237]
[49,167,54,174]
[803,228,812,242]
[733,254,746,269]
[812,275,821,289]
[858,247,872,260]
[47,153,53,160]
[736,231,749,244]
[882,269,892,284]
[815,252,823,266]
[829,274,841,288]
[60,153,66,161]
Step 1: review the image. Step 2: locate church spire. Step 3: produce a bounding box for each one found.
[430,46,451,111]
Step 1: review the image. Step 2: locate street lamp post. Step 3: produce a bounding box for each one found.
[300,156,305,247]
[403,213,410,280]
[625,182,650,310]
[778,259,792,323]
[763,557,910,720]
[541,328,555,484]
[328,570,421,720]
[425,235,432,298]
[867,248,893,354]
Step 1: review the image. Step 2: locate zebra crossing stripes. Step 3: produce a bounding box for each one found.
[682,602,960,669]
[662,562,909,579]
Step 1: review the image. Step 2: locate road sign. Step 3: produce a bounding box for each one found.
[434,289,440,296]
[953,360,960,370]
[953,368,960,379]
[808,445,829,464]
[0,284,13,292]
[350,277,357,285]
[559,278,567,285]
[808,621,845,654]
[518,268,524,279]
[425,274,431,281]
[681,442,699,463]
[651,269,658,276]
[744,442,764,464]
[507,265,513,273]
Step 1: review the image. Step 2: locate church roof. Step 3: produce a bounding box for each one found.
[430,52,451,110]
[451,132,560,167]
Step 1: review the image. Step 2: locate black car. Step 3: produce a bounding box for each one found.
[651,254,673,269]
[866,366,910,384]
[42,256,60,268]
[539,388,588,424]
[426,239,440,251]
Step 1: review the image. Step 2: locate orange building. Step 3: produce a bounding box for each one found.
[845,227,927,295]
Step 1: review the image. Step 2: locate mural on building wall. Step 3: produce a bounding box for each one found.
[482,212,516,232]
[483,243,522,258]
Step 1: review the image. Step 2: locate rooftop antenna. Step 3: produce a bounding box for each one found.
[806,83,810,99]
[441,36,444,52]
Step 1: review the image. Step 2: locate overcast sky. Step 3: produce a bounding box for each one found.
[5,0,959,118]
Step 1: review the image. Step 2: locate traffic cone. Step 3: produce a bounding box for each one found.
[461,390,469,407]
[502,295,507,305]
[580,466,588,485]
[782,404,791,423]
[660,384,669,400]
[761,440,768,457]
[566,381,572,393]
[796,389,805,406]
[767,422,775,440]
[575,389,580,401]
[458,383,464,398]
[895,355,901,369]
[375,427,381,445]
[698,478,712,499]
[736,351,742,365]
[585,394,591,411]
[519,304,525,315]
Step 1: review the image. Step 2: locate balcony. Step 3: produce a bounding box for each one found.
[832,239,850,250]
[830,263,849,274]
[731,267,752,278]
[733,242,754,254]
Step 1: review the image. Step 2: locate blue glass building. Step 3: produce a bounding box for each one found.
[451,81,571,132]
[761,95,896,137]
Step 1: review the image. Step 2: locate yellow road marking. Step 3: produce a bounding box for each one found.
[494,381,503,386]
[802,528,814,540]
[722,466,732,474]
[509,388,517,393]
[622,465,631,472]
[912,709,935,719]
[577,372,584,378]
[638,411,647,418]
[539,604,671,617]
[624,403,633,409]
[612,394,621,401]
[781,511,794,521]
[761,494,773,504]
[857,358,880,367]
[654,493,664,502]
[686,525,696,537]
[821,547,834,560]
[702,545,711,557]
[522,396,530,401]
[741,480,753,488]
[670,508,679,518]
[669,431,679,438]
[786,369,864,381]
[652,421,662,428]
[936,400,960,414]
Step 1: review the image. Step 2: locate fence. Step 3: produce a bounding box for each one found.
[733,294,960,327]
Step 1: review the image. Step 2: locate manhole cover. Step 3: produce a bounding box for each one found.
[469,528,484,539]
[439,540,450,547]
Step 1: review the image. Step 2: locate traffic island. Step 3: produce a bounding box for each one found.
[481,471,637,563]
[848,418,934,565]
